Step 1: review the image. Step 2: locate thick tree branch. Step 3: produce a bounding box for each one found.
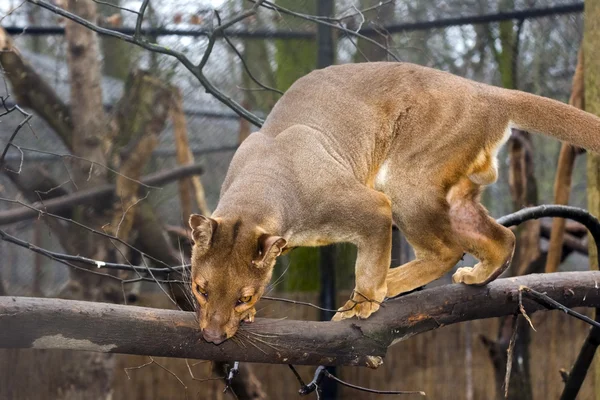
[0,164,204,226]
[0,27,73,148]
[1,271,599,366]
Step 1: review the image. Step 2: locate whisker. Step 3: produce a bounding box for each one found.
[240,330,280,339]
[236,332,267,354]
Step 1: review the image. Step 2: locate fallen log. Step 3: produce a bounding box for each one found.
[1,271,599,367]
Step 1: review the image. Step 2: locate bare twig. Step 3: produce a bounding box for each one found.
[0,98,32,171]
[503,315,519,399]
[0,227,188,275]
[220,26,283,95]
[299,365,425,396]
[0,163,204,226]
[133,0,150,39]
[125,356,187,389]
[26,0,264,127]
[518,288,536,331]
[198,1,266,71]
[251,0,400,62]
[91,0,139,15]
[520,286,600,329]
[0,0,26,23]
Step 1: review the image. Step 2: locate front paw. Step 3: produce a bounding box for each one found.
[332,288,385,321]
[242,307,256,323]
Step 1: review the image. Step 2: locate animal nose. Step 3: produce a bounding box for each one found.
[202,328,227,345]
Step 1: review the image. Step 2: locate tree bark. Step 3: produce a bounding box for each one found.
[171,88,211,217]
[583,3,600,398]
[1,15,189,398]
[2,271,600,367]
[65,0,109,187]
[0,28,73,147]
[545,48,585,273]
[108,70,171,242]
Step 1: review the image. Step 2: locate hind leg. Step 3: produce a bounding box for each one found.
[449,184,515,285]
[385,185,464,298]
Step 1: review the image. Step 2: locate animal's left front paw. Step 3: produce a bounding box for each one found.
[242,307,256,323]
[332,288,385,321]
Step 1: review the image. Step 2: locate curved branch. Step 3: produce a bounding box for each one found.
[1,271,600,366]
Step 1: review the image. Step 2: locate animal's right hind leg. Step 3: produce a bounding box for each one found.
[385,186,464,298]
[449,193,515,285]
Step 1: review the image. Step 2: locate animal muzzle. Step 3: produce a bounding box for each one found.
[202,327,228,344]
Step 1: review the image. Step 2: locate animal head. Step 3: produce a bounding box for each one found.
[188,214,287,344]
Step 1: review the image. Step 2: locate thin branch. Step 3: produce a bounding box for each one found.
[134,0,150,39]
[198,0,265,71]
[252,0,400,62]
[520,286,600,329]
[26,0,264,127]
[0,105,31,171]
[0,163,204,226]
[91,0,139,15]
[0,228,188,275]
[299,364,425,396]
[125,356,187,389]
[5,3,585,38]
[503,315,519,399]
[16,146,161,189]
[323,368,425,396]
[221,27,283,95]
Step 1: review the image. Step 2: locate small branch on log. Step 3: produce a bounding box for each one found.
[521,286,600,329]
[0,163,204,226]
[2,271,600,366]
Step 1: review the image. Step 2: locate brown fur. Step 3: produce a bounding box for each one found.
[189,62,600,342]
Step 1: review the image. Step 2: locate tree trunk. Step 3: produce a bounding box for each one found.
[0,8,178,396]
[545,49,584,273]
[485,6,534,397]
[583,2,600,398]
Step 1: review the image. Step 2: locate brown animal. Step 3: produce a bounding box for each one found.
[189,62,600,344]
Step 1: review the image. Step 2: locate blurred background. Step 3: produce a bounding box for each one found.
[0,0,596,399]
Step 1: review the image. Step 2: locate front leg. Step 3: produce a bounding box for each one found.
[332,191,392,321]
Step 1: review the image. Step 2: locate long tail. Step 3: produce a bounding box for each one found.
[505,90,600,153]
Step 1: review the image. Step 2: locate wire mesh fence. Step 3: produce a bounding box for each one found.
[0,0,590,297]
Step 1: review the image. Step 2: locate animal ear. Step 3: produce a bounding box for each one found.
[188,214,218,253]
[252,234,287,268]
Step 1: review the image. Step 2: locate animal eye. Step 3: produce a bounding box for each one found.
[195,284,207,298]
[238,295,252,304]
